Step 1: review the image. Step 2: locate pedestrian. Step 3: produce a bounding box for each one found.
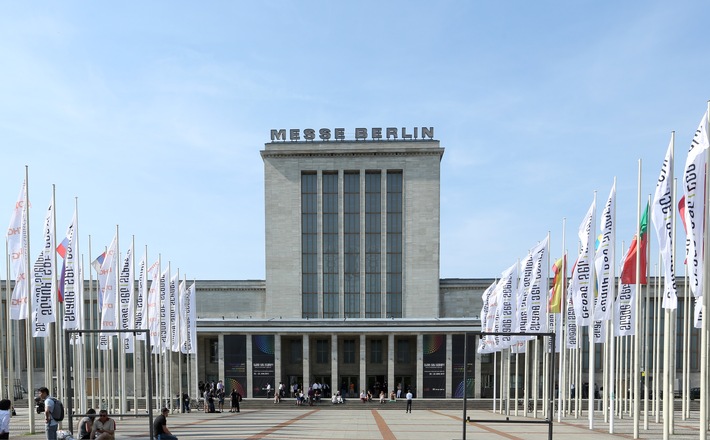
[203,389,209,413]
[77,408,96,439]
[0,399,11,439]
[153,407,178,440]
[217,389,225,412]
[38,386,60,440]
[230,388,241,413]
[405,389,413,413]
[90,409,116,440]
[265,383,271,398]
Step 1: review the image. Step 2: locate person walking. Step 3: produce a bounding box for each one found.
[38,387,59,440]
[153,407,178,440]
[405,390,413,413]
[90,410,116,440]
[0,399,11,439]
[230,388,241,413]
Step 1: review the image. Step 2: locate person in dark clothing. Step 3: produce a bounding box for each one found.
[230,389,241,413]
[153,407,178,440]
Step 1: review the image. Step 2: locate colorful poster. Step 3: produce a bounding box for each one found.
[224,335,247,397]
[422,334,446,398]
[451,334,475,398]
[252,334,275,397]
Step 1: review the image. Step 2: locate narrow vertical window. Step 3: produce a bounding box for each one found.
[386,171,403,318]
[302,173,318,318]
[365,171,381,318]
[344,172,360,317]
[322,172,339,318]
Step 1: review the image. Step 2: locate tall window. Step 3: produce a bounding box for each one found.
[370,339,383,364]
[302,173,318,318]
[316,339,330,364]
[365,171,381,318]
[344,172,360,317]
[322,172,339,318]
[290,340,303,363]
[396,339,410,364]
[386,171,403,318]
[342,339,356,364]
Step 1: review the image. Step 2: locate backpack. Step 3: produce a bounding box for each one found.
[50,397,64,421]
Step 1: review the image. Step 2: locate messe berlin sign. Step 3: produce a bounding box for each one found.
[270,127,434,142]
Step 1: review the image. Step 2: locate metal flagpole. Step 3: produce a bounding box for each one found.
[177,269,183,414]
[654,260,661,422]
[608,183,616,432]
[643,195,652,431]
[589,191,597,430]
[132,235,138,414]
[88,236,95,409]
[23,166,36,432]
[700,101,710,440]
[5,240,13,402]
[633,160,642,439]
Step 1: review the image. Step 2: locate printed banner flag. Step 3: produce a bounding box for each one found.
[7,179,29,320]
[147,260,161,351]
[683,110,709,297]
[570,200,595,327]
[497,263,518,349]
[60,210,80,330]
[32,200,56,337]
[594,183,615,321]
[652,137,677,309]
[548,256,566,313]
[134,253,148,340]
[98,234,118,340]
[526,237,549,333]
[477,281,496,354]
[169,273,180,352]
[181,282,197,354]
[118,244,134,353]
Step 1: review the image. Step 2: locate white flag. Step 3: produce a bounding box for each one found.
[98,234,118,334]
[118,244,134,353]
[615,282,636,337]
[683,110,709,298]
[570,199,595,327]
[180,282,197,354]
[147,260,161,351]
[496,263,518,349]
[134,253,148,340]
[61,210,80,330]
[7,179,29,320]
[526,237,549,333]
[652,137,677,309]
[594,183,615,321]
[169,273,180,352]
[477,281,496,354]
[32,200,56,337]
[159,267,169,352]
[566,292,578,349]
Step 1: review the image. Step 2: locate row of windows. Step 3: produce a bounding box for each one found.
[300,339,412,364]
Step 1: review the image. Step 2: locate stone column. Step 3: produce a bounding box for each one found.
[303,336,310,391]
[218,334,225,384]
[446,334,453,398]
[388,334,395,396]
[359,334,367,395]
[331,334,338,396]
[246,335,253,398]
[274,334,282,388]
[416,334,423,398]
[475,348,482,398]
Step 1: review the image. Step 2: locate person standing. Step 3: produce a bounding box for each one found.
[90,410,116,440]
[38,387,59,440]
[405,390,413,413]
[230,388,241,413]
[153,407,178,440]
[0,399,11,439]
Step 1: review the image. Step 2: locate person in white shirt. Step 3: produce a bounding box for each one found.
[405,390,413,413]
[0,399,11,439]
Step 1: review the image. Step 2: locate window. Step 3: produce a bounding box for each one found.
[322,172,339,318]
[316,339,330,364]
[343,339,356,364]
[370,339,383,364]
[209,339,218,363]
[291,340,303,363]
[302,173,318,318]
[344,172,360,317]
[396,339,410,364]
[386,171,403,318]
[365,172,381,318]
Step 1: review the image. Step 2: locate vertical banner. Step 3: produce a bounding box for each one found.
[119,245,134,352]
[134,255,147,340]
[169,274,179,352]
[451,334,475,398]
[224,335,247,397]
[32,200,55,337]
[180,282,197,354]
[422,334,446,398]
[251,335,275,397]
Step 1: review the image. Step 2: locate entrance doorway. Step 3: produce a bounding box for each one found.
[367,375,386,397]
[340,376,358,398]
[395,376,413,398]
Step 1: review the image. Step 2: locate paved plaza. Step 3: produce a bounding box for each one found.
[5,402,705,439]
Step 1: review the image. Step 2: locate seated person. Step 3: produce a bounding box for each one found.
[389,390,396,402]
[78,408,96,439]
[379,391,386,403]
[360,390,367,403]
[90,410,116,440]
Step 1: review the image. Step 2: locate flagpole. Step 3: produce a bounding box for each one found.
[654,260,661,422]
[643,194,651,431]
[609,178,617,433]
[633,159,642,439]
[3,240,10,401]
[683,260,690,420]
[589,190,597,430]
[558,218,566,423]
[700,101,710,440]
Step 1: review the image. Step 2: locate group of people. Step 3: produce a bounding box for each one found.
[199,379,242,414]
[31,386,179,440]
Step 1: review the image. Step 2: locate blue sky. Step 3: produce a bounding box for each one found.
[1,1,708,280]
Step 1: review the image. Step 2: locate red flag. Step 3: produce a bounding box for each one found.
[621,203,649,284]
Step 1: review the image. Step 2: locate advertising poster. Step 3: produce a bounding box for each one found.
[252,334,275,397]
[422,334,446,398]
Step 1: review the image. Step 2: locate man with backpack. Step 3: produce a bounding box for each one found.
[38,386,62,440]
